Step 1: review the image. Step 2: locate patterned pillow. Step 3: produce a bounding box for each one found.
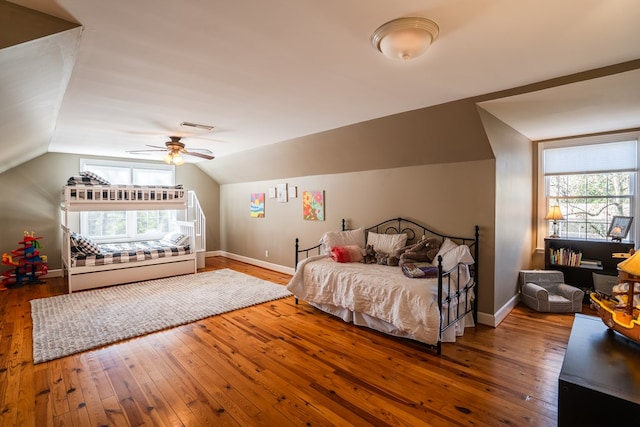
[161,232,189,246]
[66,171,110,186]
[70,232,102,255]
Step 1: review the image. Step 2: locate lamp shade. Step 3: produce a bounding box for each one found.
[618,249,640,277]
[371,17,439,61]
[544,206,564,221]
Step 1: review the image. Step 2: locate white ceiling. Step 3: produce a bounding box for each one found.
[3,0,640,173]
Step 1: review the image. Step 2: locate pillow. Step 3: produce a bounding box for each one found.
[330,245,364,263]
[70,232,102,255]
[432,238,458,263]
[161,232,189,246]
[79,171,110,185]
[319,228,365,254]
[441,244,474,272]
[366,232,408,255]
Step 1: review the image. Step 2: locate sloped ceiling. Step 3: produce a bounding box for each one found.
[2,0,640,181]
[0,1,80,174]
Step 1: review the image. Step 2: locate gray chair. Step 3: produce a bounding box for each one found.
[519,270,584,313]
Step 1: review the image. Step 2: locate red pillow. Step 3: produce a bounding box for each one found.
[330,245,363,263]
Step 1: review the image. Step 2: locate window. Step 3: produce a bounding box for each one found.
[539,137,639,244]
[80,159,177,242]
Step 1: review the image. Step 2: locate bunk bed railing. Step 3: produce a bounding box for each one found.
[63,185,186,203]
[187,191,206,268]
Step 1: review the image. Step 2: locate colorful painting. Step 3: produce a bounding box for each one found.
[302,190,324,221]
[250,193,265,218]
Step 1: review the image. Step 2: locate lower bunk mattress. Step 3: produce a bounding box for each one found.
[71,240,191,267]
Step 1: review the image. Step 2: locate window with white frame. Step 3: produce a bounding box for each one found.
[80,159,177,242]
[540,138,638,243]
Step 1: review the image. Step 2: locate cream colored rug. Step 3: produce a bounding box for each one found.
[30,269,292,364]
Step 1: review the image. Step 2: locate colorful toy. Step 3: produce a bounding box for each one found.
[1,231,48,289]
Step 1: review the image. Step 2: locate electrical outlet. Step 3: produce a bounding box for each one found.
[265,250,269,258]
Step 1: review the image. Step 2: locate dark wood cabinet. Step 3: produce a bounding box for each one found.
[544,238,634,291]
[558,314,640,425]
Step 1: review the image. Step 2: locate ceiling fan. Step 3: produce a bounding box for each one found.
[127,136,215,165]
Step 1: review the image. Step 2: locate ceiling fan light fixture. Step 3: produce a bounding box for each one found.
[172,154,185,166]
[371,17,439,61]
[163,153,173,164]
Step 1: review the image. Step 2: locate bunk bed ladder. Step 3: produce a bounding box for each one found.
[187,191,206,268]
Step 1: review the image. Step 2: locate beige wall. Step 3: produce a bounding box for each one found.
[0,153,220,271]
[220,160,496,315]
[479,108,534,312]
[201,99,495,185]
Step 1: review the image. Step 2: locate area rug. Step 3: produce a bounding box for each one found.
[30,269,292,364]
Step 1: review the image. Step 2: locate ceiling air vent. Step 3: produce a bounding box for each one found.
[180,122,214,131]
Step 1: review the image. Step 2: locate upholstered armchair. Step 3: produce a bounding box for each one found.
[519,270,584,313]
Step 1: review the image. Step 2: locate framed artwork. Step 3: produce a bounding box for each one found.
[607,216,633,241]
[250,193,265,218]
[268,188,276,199]
[277,183,288,203]
[302,190,324,221]
[288,185,297,198]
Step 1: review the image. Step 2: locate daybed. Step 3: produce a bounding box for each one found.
[61,173,199,293]
[287,217,479,354]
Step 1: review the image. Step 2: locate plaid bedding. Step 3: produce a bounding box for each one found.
[72,240,191,267]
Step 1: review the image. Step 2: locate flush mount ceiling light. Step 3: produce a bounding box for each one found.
[371,17,439,61]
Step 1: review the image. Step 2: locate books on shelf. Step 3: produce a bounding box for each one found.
[549,247,603,269]
[580,259,603,269]
[549,247,582,267]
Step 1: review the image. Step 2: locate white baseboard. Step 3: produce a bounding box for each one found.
[476,293,519,327]
[209,251,295,275]
[45,269,63,278]
[206,252,518,328]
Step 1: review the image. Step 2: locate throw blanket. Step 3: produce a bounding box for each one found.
[401,262,439,278]
[287,255,442,344]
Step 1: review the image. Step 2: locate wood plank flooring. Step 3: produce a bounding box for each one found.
[0,257,590,426]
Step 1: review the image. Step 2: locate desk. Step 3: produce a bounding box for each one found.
[558,314,640,425]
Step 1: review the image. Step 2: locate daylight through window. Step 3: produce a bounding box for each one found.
[543,140,637,241]
[79,159,177,241]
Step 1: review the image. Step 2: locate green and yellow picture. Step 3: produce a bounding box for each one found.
[302,190,324,221]
[250,193,265,218]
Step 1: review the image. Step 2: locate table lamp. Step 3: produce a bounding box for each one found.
[545,206,564,238]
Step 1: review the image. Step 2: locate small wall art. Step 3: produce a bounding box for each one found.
[277,183,288,203]
[268,187,276,199]
[288,185,297,198]
[302,190,325,221]
[250,193,265,218]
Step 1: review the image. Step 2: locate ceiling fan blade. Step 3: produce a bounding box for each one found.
[126,149,167,154]
[185,148,214,155]
[183,150,215,160]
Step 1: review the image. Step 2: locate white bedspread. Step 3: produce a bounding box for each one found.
[287,255,445,344]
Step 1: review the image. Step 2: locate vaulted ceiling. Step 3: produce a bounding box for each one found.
[2,0,640,180]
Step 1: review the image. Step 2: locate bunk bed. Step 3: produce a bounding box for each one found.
[61,181,199,293]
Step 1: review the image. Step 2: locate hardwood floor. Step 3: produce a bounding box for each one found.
[0,257,588,426]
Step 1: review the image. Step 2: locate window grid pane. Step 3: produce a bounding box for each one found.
[81,161,177,241]
[546,172,634,240]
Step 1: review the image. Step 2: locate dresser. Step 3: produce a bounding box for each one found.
[558,314,640,425]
